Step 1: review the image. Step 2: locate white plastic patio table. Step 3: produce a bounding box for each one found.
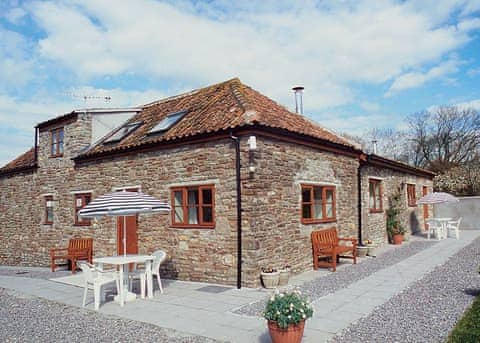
[431,217,452,240]
[93,255,154,307]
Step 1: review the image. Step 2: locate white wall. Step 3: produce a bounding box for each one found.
[434,196,480,229]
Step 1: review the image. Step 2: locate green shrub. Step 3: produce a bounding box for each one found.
[447,295,480,343]
[264,290,313,329]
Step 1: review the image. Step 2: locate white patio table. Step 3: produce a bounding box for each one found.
[93,255,154,307]
[430,217,452,240]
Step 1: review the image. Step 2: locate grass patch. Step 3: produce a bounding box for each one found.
[447,295,480,343]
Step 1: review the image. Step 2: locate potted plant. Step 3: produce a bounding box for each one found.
[278,265,291,286]
[261,267,280,289]
[386,187,406,245]
[264,289,313,343]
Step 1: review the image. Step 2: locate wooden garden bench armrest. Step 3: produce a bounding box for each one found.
[338,237,357,243]
[49,248,68,256]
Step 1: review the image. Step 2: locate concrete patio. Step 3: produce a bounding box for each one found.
[0,230,478,342]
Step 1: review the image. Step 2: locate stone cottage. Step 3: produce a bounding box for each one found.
[0,78,434,287]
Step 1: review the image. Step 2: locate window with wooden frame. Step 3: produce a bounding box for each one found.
[44,196,54,225]
[51,127,64,157]
[407,184,416,207]
[74,193,91,226]
[301,184,336,224]
[171,185,215,228]
[369,179,383,212]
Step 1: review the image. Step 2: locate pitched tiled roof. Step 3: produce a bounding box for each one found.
[78,78,355,158]
[0,148,36,175]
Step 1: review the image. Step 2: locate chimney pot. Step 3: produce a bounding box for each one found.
[292,86,304,114]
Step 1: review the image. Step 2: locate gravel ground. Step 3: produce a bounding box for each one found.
[331,237,480,343]
[0,288,219,343]
[235,239,437,317]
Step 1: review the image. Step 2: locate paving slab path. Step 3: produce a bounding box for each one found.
[0,230,478,343]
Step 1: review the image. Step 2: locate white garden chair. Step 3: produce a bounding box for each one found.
[128,250,167,296]
[426,219,442,240]
[447,218,462,240]
[78,262,119,310]
[151,250,167,294]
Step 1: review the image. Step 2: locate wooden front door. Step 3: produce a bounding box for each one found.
[116,187,139,256]
[117,215,138,255]
[423,186,429,231]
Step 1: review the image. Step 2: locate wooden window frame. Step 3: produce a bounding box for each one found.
[407,184,416,207]
[74,193,92,226]
[369,179,383,213]
[44,196,53,225]
[51,127,64,157]
[170,184,215,229]
[301,184,336,224]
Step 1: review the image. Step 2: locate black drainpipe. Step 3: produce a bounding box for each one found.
[357,162,363,245]
[230,133,242,289]
[34,126,38,164]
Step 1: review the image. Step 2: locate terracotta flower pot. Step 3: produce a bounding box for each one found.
[393,234,403,245]
[268,320,305,343]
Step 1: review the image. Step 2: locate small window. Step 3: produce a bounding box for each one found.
[104,121,142,144]
[51,128,64,157]
[369,179,383,212]
[74,193,91,226]
[301,184,336,224]
[171,185,215,228]
[407,184,416,207]
[149,110,188,134]
[45,196,54,225]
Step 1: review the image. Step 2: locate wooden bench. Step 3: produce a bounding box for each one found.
[311,228,357,272]
[50,238,93,274]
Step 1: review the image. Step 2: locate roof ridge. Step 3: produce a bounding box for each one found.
[229,79,260,124]
[143,78,241,108]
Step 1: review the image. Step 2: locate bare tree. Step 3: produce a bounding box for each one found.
[408,106,480,173]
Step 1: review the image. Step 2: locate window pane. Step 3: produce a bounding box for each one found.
[188,206,199,224]
[326,203,333,218]
[174,191,183,206]
[52,133,57,144]
[369,182,375,208]
[202,207,213,223]
[202,188,212,204]
[375,183,381,208]
[313,203,323,219]
[325,189,333,204]
[58,129,64,142]
[302,188,311,202]
[52,143,57,155]
[187,190,198,205]
[302,204,311,219]
[47,208,53,222]
[174,207,183,222]
[59,142,64,154]
[313,188,323,202]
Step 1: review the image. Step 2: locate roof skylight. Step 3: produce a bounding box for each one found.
[103,121,142,144]
[149,110,188,135]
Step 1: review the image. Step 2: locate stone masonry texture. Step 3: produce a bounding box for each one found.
[0,114,433,287]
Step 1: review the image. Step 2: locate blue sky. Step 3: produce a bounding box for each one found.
[1,0,480,166]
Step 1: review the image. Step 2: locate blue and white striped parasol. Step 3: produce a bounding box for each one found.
[78,191,170,256]
[417,192,459,204]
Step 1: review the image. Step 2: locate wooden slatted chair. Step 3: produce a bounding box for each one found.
[311,228,357,272]
[50,238,93,274]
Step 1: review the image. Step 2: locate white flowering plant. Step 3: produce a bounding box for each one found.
[264,289,313,329]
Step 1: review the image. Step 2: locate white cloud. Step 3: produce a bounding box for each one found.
[385,58,461,96]
[359,101,380,112]
[455,99,480,111]
[25,0,480,109]
[0,28,35,88]
[5,7,27,24]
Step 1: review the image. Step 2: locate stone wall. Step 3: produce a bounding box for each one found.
[360,165,433,245]
[242,136,359,286]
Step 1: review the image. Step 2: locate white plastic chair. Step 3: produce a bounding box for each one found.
[426,219,442,240]
[78,262,119,310]
[151,250,167,294]
[128,266,147,299]
[447,218,462,240]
